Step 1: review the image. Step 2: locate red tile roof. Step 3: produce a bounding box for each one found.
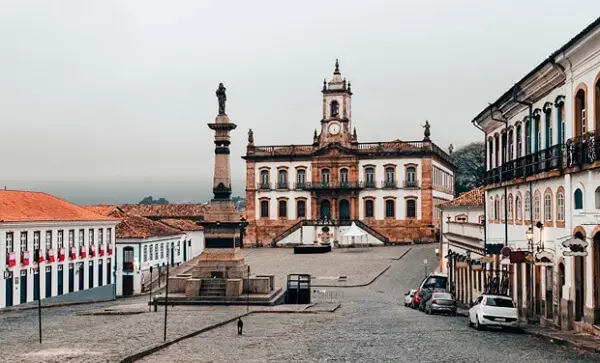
[119,204,207,219]
[0,190,119,223]
[159,219,204,231]
[81,205,121,217]
[109,210,182,239]
[439,186,484,208]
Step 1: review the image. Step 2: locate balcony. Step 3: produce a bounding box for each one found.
[275,182,289,190]
[403,180,420,188]
[303,181,365,191]
[256,182,272,191]
[382,180,399,189]
[484,144,563,185]
[445,221,484,250]
[364,180,376,189]
[566,131,600,168]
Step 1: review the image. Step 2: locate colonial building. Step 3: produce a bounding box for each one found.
[0,190,120,309]
[473,16,600,333]
[243,60,455,246]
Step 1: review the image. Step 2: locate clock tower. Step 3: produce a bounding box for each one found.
[319,59,353,146]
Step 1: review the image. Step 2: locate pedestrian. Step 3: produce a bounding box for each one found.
[237,317,244,335]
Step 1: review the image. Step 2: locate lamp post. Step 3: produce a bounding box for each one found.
[526,227,534,319]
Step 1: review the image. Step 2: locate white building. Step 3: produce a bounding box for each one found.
[0,190,120,309]
[473,16,600,333]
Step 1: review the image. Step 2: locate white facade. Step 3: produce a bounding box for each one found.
[1,221,119,309]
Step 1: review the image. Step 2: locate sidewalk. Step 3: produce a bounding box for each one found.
[457,308,600,354]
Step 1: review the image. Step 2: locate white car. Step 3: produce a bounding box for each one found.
[404,289,417,307]
[468,294,520,330]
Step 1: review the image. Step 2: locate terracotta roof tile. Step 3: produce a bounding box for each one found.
[119,204,207,219]
[439,186,484,208]
[0,190,119,223]
[108,210,182,239]
[159,218,204,231]
[81,205,122,217]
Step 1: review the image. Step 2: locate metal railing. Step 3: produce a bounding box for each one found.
[403,180,420,188]
[566,131,600,168]
[484,144,563,185]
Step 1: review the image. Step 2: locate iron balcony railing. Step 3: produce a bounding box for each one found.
[484,144,563,185]
[276,182,289,190]
[566,130,600,168]
[257,182,272,190]
[403,180,420,188]
[382,180,399,189]
[302,181,365,190]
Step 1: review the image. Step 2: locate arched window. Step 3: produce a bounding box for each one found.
[330,101,339,117]
[516,195,522,220]
[406,199,416,218]
[321,169,330,185]
[494,196,500,221]
[365,167,375,187]
[278,200,287,218]
[507,194,513,221]
[535,115,541,152]
[595,187,600,209]
[526,118,532,154]
[260,170,269,188]
[556,101,565,146]
[501,132,507,164]
[516,124,522,158]
[260,200,269,218]
[339,168,349,186]
[385,167,395,187]
[488,138,494,168]
[488,198,494,220]
[524,192,531,218]
[533,192,541,221]
[545,110,553,148]
[544,193,552,221]
[278,170,288,189]
[385,199,395,218]
[508,129,514,161]
[500,195,505,221]
[296,200,306,218]
[557,192,565,221]
[494,134,500,167]
[406,166,416,186]
[296,169,306,188]
[574,188,584,210]
[365,199,374,218]
[575,89,586,137]
[596,79,600,138]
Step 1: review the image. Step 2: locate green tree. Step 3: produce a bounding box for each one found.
[452,142,485,195]
[139,196,169,205]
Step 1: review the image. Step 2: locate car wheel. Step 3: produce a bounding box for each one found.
[467,316,473,327]
[475,315,483,330]
[425,307,430,315]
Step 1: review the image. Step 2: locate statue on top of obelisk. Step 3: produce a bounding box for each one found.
[216,83,227,116]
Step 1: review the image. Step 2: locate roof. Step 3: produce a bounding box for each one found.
[119,204,207,219]
[0,190,119,223]
[109,210,182,239]
[81,205,122,217]
[159,218,204,231]
[473,16,600,125]
[438,187,484,208]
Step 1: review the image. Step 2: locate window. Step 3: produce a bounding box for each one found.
[406,167,416,184]
[557,103,565,146]
[57,230,64,249]
[143,245,148,262]
[154,243,158,260]
[177,241,181,256]
[574,188,584,210]
[495,134,500,166]
[107,228,112,244]
[20,232,27,251]
[68,230,75,248]
[595,187,600,209]
[45,231,52,250]
[149,244,153,261]
[501,132,507,164]
[533,193,541,221]
[526,119,532,154]
[330,100,339,117]
[278,200,287,218]
[500,196,505,221]
[516,125,522,158]
[524,192,530,218]
[123,247,134,272]
[508,195,513,221]
[365,167,375,187]
[160,243,165,259]
[557,192,565,221]
[321,169,330,184]
[486,297,514,308]
[296,200,306,218]
[365,200,374,218]
[260,170,269,187]
[6,232,13,253]
[535,116,541,152]
[79,229,84,246]
[33,231,40,251]
[544,194,552,221]
[98,228,103,244]
[260,200,269,218]
[385,200,395,218]
[340,168,349,185]
[545,111,552,148]
[508,129,514,161]
[456,214,467,222]
[278,170,288,189]
[385,167,395,187]
[575,89,586,137]
[488,138,494,168]
[516,196,522,220]
[296,169,306,187]
[488,198,494,220]
[89,229,95,245]
[494,197,499,221]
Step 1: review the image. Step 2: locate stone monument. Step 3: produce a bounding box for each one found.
[194,83,248,279]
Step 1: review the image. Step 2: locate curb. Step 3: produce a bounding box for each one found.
[312,247,412,288]
[524,329,600,354]
[0,298,116,314]
[119,312,252,363]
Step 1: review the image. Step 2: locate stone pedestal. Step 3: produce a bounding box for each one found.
[193,248,248,279]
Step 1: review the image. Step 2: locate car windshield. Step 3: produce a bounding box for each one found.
[434,293,452,300]
[422,276,448,290]
[486,297,514,307]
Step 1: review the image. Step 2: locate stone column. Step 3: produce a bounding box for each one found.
[208,115,237,201]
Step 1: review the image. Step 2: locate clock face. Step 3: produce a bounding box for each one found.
[328,123,341,135]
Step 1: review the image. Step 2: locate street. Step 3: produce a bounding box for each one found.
[140,245,599,363]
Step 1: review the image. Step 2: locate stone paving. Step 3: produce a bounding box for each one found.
[140,245,600,363]
[243,245,410,288]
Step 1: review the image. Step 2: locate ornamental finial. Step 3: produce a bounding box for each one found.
[334,59,340,75]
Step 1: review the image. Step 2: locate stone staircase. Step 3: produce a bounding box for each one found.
[199,278,226,297]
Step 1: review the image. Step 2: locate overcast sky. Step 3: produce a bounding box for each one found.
[1,1,599,204]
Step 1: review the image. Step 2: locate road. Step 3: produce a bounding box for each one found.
[140,245,600,363]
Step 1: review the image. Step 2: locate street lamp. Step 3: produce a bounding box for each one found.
[525,227,534,320]
[435,248,439,255]
[525,227,534,243]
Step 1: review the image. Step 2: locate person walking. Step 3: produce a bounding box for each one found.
[237,317,244,335]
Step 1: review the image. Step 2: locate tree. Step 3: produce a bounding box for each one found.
[452,142,485,195]
[139,196,169,205]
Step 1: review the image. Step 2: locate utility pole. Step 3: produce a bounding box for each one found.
[149,266,153,312]
[35,249,42,344]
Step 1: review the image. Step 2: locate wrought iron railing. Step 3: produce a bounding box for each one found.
[382,180,399,189]
[303,181,365,190]
[403,180,420,188]
[484,144,563,185]
[566,130,600,168]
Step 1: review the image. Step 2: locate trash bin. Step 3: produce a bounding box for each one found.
[286,274,311,304]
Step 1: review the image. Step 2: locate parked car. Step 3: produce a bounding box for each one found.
[425,292,457,315]
[419,289,434,312]
[404,289,417,307]
[411,289,423,309]
[468,294,519,330]
[419,272,448,293]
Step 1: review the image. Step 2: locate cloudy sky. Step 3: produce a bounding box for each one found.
[1,1,599,204]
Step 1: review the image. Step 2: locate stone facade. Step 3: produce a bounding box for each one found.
[242,61,455,246]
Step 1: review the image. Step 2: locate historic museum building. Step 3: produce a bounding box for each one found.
[243,61,455,246]
[472,17,600,333]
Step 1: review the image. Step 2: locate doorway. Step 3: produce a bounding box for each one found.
[5,272,13,307]
[320,200,331,219]
[575,232,585,321]
[558,262,565,326]
[339,199,350,220]
[535,265,541,316]
[20,270,27,304]
[45,267,52,298]
[78,263,84,291]
[122,275,134,296]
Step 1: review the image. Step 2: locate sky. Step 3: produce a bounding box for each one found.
[1,1,599,204]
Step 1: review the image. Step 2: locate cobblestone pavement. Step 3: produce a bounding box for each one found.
[243,245,410,288]
[141,245,600,363]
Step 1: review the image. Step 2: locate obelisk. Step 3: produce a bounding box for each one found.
[195,83,247,279]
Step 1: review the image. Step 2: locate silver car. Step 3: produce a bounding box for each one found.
[425,292,457,316]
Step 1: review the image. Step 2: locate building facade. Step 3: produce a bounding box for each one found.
[1,191,119,309]
[243,61,455,246]
[473,16,600,333]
